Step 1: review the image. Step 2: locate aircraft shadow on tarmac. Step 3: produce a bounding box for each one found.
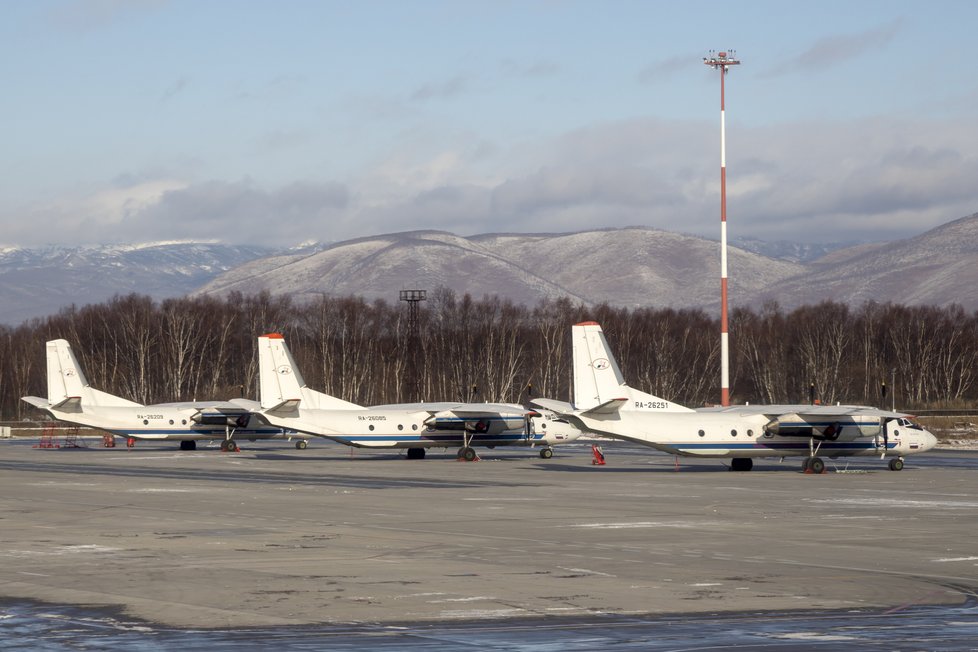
[0,458,542,491]
[528,460,905,474]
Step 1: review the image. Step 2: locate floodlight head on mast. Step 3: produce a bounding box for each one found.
[703,50,741,72]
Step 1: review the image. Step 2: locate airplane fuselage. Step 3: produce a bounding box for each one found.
[40,405,287,442]
[259,407,576,449]
[572,410,935,459]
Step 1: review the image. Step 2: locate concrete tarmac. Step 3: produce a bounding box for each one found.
[0,438,976,629]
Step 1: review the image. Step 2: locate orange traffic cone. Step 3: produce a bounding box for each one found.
[591,444,606,465]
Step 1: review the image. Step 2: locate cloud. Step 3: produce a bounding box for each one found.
[499,58,560,78]
[10,179,349,247]
[763,20,902,77]
[6,111,978,248]
[726,117,978,241]
[119,180,350,244]
[411,74,469,102]
[637,54,699,84]
[160,77,189,103]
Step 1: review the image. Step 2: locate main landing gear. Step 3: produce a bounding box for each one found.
[802,436,827,473]
[179,440,197,451]
[457,427,480,462]
[406,447,426,460]
[802,456,826,474]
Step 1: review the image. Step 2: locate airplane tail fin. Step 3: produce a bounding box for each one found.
[45,339,141,408]
[571,322,691,413]
[257,334,362,412]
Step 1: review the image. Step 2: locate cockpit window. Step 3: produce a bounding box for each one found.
[897,418,923,430]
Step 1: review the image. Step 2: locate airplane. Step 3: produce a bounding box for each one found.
[233,333,581,460]
[21,339,308,451]
[532,322,938,472]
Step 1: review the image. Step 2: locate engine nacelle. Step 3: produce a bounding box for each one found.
[764,413,882,440]
[192,413,251,428]
[424,410,524,435]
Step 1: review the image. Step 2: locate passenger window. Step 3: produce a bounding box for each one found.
[398,424,404,431]
[368,425,375,431]
[698,429,705,437]
[731,429,737,437]
[747,429,754,437]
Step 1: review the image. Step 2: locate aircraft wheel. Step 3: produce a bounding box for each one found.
[539,447,554,459]
[889,457,904,471]
[809,457,825,474]
[406,447,425,460]
[295,440,307,450]
[460,447,478,462]
[730,457,753,472]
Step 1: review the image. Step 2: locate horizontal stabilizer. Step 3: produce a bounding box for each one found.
[21,396,50,410]
[52,396,83,413]
[531,398,574,415]
[582,398,628,415]
[264,398,301,416]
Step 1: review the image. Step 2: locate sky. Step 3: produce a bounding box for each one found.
[2,0,977,248]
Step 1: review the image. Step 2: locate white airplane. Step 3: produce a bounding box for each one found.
[533,322,938,472]
[233,333,580,460]
[21,339,307,451]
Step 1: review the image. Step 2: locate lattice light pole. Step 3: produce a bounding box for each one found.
[399,289,426,401]
[703,50,740,407]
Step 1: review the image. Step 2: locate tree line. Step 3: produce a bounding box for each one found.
[2,290,976,420]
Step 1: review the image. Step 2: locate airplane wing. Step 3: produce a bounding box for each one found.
[531,397,627,417]
[698,404,911,420]
[531,398,574,414]
[155,400,250,412]
[370,402,529,416]
[374,402,534,434]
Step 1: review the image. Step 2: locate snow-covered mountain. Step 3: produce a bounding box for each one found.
[0,242,273,324]
[753,212,978,308]
[196,213,978,312]
[731,237,851,263]
[194,227,806,311]
[5,212,978,324]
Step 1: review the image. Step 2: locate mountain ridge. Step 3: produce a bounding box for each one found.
[4,212,977,324]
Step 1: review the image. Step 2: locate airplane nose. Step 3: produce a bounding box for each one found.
[923,431,938,451]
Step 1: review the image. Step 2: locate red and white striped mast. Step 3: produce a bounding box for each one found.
[703,49,740,407]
